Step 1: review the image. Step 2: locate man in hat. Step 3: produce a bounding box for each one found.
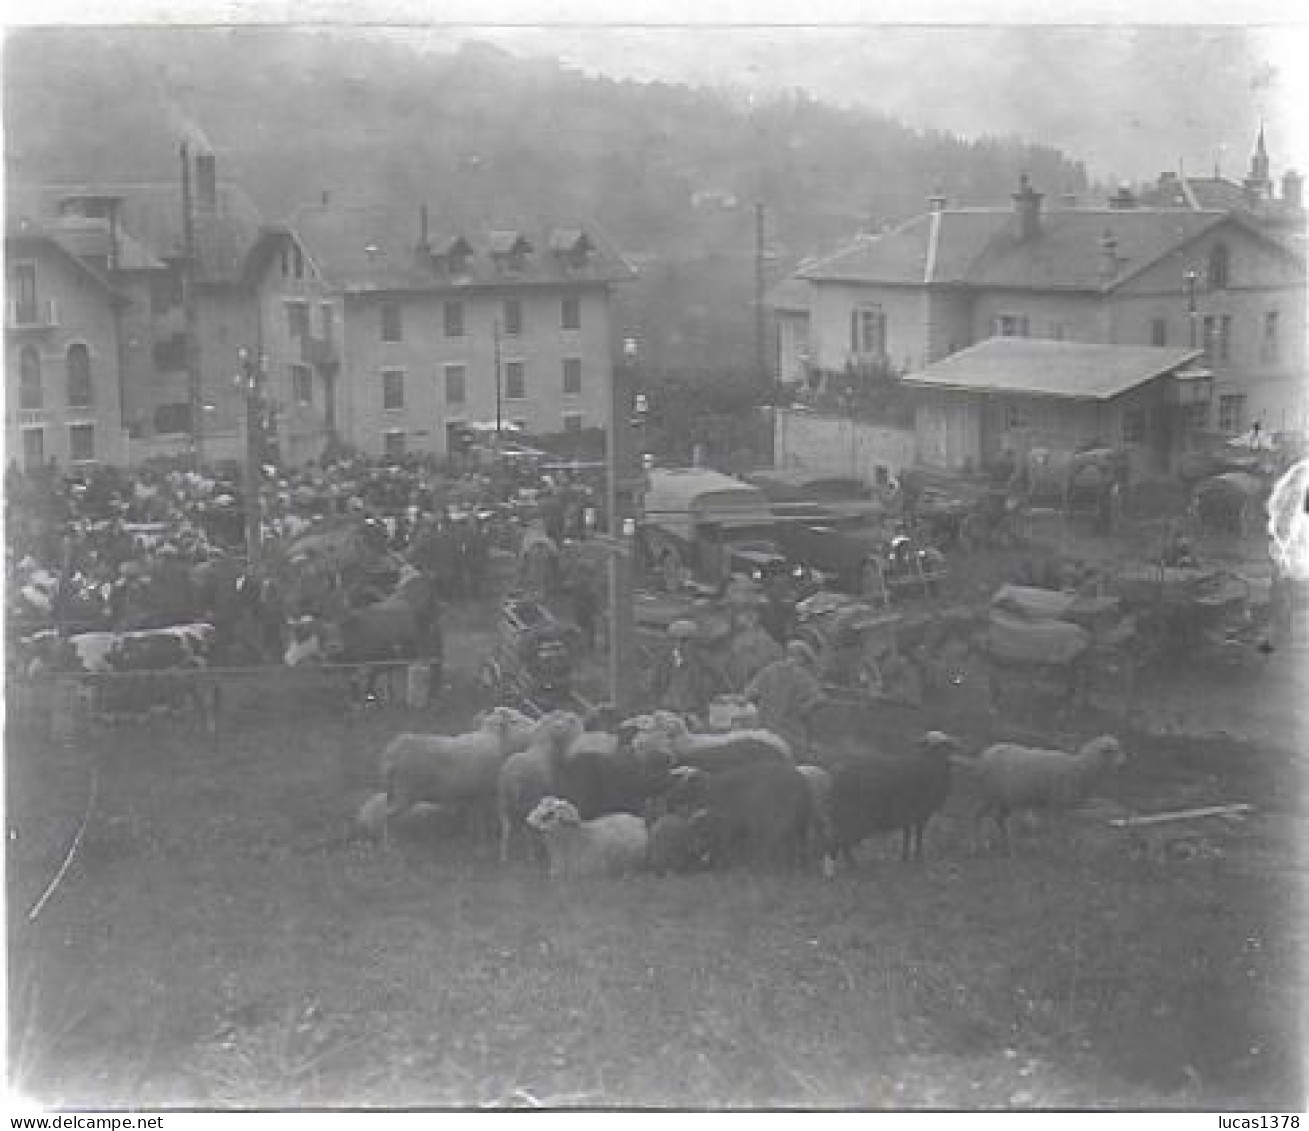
[649,619,727,722]
[744,639,825,757]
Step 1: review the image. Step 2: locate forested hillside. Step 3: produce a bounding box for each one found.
[5,27,1090,372]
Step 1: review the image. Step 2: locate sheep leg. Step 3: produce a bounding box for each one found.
[498,808,513,864]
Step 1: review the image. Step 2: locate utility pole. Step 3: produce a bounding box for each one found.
[493,318,503,440]
[236,347,265,565]
[606,336,643,715]
[180,142,204,470]
[755,200,768,395]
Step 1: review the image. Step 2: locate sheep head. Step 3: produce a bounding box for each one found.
[1081,735,1126,770]
[527,796,581,832]
[538,710,585,754]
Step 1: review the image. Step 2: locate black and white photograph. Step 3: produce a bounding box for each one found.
[4,1,1307,1113]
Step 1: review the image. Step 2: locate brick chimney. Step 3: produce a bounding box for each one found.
[927,192,947,213]
[1098,229,1119,282]
[1283,169,1303,209]
[1011,174,1043,240]
[195,152,217,212]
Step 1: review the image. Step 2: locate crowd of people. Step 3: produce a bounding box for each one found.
[5,448,606,645]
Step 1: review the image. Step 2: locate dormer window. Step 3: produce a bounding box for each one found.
[489,231,533,272]
[549,228,595,269]
[437,235,473,276]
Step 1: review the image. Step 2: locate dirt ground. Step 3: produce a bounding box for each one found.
[5,539,1306,1110]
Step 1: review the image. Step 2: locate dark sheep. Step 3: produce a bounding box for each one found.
[824,731,961,872]
[665,761,811,869]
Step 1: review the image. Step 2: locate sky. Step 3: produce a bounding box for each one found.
[6,1,1309,184]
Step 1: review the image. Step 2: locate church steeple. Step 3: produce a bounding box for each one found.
[1245,123,1273,200]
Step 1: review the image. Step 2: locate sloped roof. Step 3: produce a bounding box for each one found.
[794,201,1289,293]
[279,203,635,293]
[966,209,1227,290]
[4,215,121,294]
[7,180,263,284]
[901,337,1202,401]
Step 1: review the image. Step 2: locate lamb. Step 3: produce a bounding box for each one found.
[968,734,1127,852]
[525,796,650,879]
[497,710,586,863]
[380,706,526,838]
[823,731,961,874]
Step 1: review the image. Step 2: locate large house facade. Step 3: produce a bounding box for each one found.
[5,217,129,469]
[794,135,1307,466]
[7,149,633,469]
[246,205,633,464]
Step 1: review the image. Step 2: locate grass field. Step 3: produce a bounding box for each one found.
[6,644,1305,1111]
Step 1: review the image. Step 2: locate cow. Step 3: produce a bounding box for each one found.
[283,566,443,703]
[23,622,220,728]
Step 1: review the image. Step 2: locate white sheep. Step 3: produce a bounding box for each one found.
[477,705,540,755]
[525,796,649,879]
[380,706,526,839]
[634,711,793,764]
[497,711,586,863]
[968,734,1127,851]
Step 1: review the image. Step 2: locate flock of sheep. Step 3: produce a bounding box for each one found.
[356,705,1128,879]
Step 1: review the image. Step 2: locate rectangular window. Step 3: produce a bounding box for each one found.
[22,428,44,470]
[382,369,405,411]
[504,298,523,336]
[11,263,37,323]
[381,301,403,343]
[1150,318,1168,346]
[561,295,581,330]
[320,304,334,344]
[1218,394,1247,435]
[1262,311,1280,362]
[1202,314,1231,363]
[1184,401,1210,431]
[292,364,313,406]
[563,412,584,434]
[383,430,406,459]
[994,314,1030,338]
[1122,408,1147,443]
[504,361,526,400]
[562,358,582,395]
[850,305,886,355]
[68,423,94,462]
[286,301,310,339]
[444,300,464,338]
[444,363,466,406]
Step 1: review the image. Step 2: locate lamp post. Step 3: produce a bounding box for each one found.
[234,347,267,565]
[493,317,503,441]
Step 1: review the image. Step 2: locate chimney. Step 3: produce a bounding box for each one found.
[1011,174,1043,240]
[195,152,217,212]
[1108,183,1137,210]
[1282,169,1303,209]
[1098,229,1119,282]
